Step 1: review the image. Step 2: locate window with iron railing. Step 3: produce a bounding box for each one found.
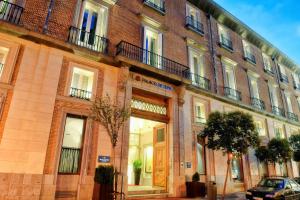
[190,73,211,91]
[69,67,94,100]
[251,97,265,111]
[224,87,242,101]
[220,34,233,51]
[244,51,256,64]
[272,106,285,117]
[0,0,23,24]
[287,112,299,122]
[185,16,204,35]
[143,0,165,14]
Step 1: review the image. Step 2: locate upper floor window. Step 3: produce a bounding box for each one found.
[262,53,274,75]
[0,47,9,77]
[143,0,165,15]
[243,40,256,64]
[248,73,265,110]
[278,64,289,83]
[218,24,233,51]
[185,3,203,35]
[268,83,279,108]
[293,73,300,90]
[70,67,95,100]
[194,101,206,124]
[222,59,241,101]
[143,26,163,69]
[69,1,108,53]
[0,0,24,24]
[297,97,300,111]
[285,92,293,113]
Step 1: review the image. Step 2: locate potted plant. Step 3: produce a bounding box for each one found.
[186,172,206,197]
[133,160,142,185]
[93,165,114,200]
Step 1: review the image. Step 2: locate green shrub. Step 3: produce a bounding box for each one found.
[192,172,200,182]
[133,160,142,171]
[94,165,114,185]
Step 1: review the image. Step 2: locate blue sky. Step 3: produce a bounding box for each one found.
[213,0,300,64]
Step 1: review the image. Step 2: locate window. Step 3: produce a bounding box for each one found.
[249,74,265,110]
[243,40,256,64]
[268,83,280,112]
[285,92,293,113]
[279,64,289,83]
[70,67,94,100]
[231,156,243,182]
[218,24,233,51]
[58,115,86,174]
[196,136,205,174]
[262,54,271,70]
[222,60,240,100]
[143,0,165,14]
[293,73,300,89]
[72,1,108,52]
[254,121,266,136]
[274,125,284,139]
[0,47,9,77]
[194,102,206,124]
[188,47,204,81]
[143,26,163,68]
[297,97,300,111]
[186,3,203,34]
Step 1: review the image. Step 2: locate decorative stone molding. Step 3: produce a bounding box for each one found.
[176,85,186,106]
[117,64,130,91]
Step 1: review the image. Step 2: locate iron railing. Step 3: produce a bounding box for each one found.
[251,97,265,110]
[263,67,274,76]
[70,87,92,100]
[68,26,109,53]
[220,34,233,51]
[0,0,23,24]
[116,41,190,79]
[224,87,242,101]
[287,112,299,122]
[190,73,210,90]
[195,116,206,124]
[0,63,3,76]
[143,0,165,14]
[272,106,285,117]
[185,16,204,35]
[244,51,256,64]
[280,73,289,83]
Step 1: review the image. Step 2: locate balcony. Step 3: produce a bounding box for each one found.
[251,97,265,110]
[70,87,92,100]
[143,0,165,15]
[219,35,233,51]
[190,73,211,90]
[287,112,299,122]
[224,87,242,101]
[272,106,285,117]
[263,67,275,76]
[244,51,256,64]
[68,26,109,54]
[185,16,204,35]
[280,73,289,84]
[116,41,190,79]
[0,0,23,25]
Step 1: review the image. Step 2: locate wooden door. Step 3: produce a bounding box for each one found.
[153,125,167,188]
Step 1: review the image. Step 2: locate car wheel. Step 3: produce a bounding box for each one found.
[279,196,285,200]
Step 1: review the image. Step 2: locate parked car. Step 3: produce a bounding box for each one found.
[246,177,300,200]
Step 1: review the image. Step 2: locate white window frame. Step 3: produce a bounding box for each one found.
[262,53,271,70]
[285,92,293,113]
[188,47,204,76]
[254,120,266,137]
[248,72,260,99]
[278,64,287,76]
[268,83,279,108]
[194,101,206,124]
[186,2,201,23]
[243,40,253,56]
[222,57,237,90]
[218,24,231,44]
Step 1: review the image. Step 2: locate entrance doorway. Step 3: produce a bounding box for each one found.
[128,116,168,193]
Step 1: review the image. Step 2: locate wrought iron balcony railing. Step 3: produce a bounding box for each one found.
[143,0,165,14]
[70,87,92,100]
[0,63,3,76]
[263,67,275,76]
[287,112,299,122]
[195,116,206,124]
[185,16,204,35]
[224,87,242,101]
[244,51,256,64]
[116,41,190,79]
[190,73,211,90]
[272,106,285,117]
[280,73,289,83]
[0,0,23,24]
[251,97,265,110]
[68,26,109,54]
[220,34,233,51]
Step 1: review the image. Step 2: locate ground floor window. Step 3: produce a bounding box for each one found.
[196,135,205,174]
[231,156,243,182]
[58,115,86,174]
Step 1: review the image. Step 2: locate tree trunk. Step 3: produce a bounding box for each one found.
[222,154,231,200]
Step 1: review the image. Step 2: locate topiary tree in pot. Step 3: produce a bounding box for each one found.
[93,165,114,200]
[200,111,259,200]
[133,160,142,185]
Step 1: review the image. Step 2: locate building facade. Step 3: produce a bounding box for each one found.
[0,0,299,199]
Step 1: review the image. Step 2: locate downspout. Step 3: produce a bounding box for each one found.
[206,13,218,94]
[43,0,55,33]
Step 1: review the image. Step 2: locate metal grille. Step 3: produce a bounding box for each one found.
[131,99,167,115]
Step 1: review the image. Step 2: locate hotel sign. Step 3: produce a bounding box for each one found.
[133,74,173,91]
[98,156,110,163]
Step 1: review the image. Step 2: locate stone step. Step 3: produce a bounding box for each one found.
[127,193,169,199]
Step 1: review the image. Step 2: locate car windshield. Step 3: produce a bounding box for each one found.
[258,179,285,189]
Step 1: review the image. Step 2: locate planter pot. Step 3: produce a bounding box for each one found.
[134,168,142,185]
[92,182,113,200]
[186,181,206,198]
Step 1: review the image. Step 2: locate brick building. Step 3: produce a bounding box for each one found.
[0,0,299,199]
